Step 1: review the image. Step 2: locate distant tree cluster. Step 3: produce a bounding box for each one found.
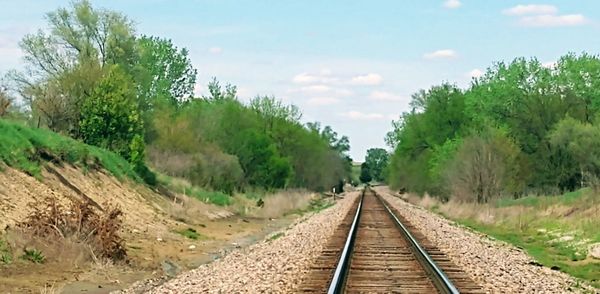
[359,148,389,184]
[3,1,352,192]
[386,53,600,202]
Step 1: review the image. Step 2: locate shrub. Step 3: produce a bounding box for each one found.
[21,248,45,264]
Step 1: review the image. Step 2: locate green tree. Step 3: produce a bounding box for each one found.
[364,148,389,182]
[79,66,144,166]
[359,162,372,183]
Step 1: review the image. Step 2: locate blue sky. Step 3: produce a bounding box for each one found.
[1,1,600,160]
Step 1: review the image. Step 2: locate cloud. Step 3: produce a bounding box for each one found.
[369,91,407,102]
[208,47,223,54]
[518,14,587,27]
[443,0,461,9]
[292,72,339,84]
[467,68,484,78]
[300,85,331,93]
[350,73,383,85]
[503,5,587,28]
[423,49,457,59]
[340,111,385,120]
[307,97,340,106]
[503,4,557,16]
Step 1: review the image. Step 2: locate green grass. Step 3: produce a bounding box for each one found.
[496,188,587,208]
[176,228,206,240]
[457,218,600,288]
[157,173,232,206]
[0,119,139,181]
[21,248,45,264]
[286,196,334,216]
[267,232,284,241]
[0,238,12,264]
[441,188,600,288]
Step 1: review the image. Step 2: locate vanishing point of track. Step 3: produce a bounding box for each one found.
[299,187,484,293]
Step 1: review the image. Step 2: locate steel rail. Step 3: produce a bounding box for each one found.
[377,193,460,294]
[326,189,364,294]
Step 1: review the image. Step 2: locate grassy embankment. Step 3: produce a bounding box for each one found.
[415,189,600,287]
[0,119,235,206]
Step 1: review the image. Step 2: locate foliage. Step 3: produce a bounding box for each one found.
[0,119,139,180]
[21,248,45,264]
[359,162,372,183]
[176,228,205,240]
[363,148,389,182]
[386,52,600,202]
[0,238,12,264]
[79,66,143,163]
[549,117,600,190]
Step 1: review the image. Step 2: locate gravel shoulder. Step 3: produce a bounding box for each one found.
[118,191,359,293]
[374,186,596,294]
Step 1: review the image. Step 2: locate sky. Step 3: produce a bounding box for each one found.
[2,1,600,160]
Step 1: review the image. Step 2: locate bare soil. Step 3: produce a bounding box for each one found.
[0,165,300,293]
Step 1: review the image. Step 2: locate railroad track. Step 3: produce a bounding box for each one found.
[299,188,483,293]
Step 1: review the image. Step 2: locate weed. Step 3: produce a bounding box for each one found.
[176,228,205,240]
[267,232,284,241]
[21,248,45,264]
[0,238,12,264]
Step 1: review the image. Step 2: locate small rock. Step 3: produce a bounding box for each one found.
[156,237,163,242]
[188,245,196,250]
[588,243,600,259]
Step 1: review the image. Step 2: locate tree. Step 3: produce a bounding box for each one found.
[137,36,197,107]
[364,148,389,182]
[11,0,137,134]
[359,162,372,183]
[549,117,600,190]
[0,87,13,117]
[79,66,144,166]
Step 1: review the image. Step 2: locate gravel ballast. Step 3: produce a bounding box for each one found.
[374,187,596,294]
[120,191,359,293]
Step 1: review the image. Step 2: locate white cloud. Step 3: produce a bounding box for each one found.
[292,72,339,84]
[307,97,340,106]
[300,85,331,93]
[423,49,457,59]
[518,14,587,27]
[340,111,385,120]
[503,4,557,16]
[443,0,461,9]
[350,73,383,85]
[208,47,223,54]
[369,91,407,102]
[467,68,484,78]
[334,88,354,97]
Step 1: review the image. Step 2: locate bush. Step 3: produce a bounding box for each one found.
[444,129,523,203]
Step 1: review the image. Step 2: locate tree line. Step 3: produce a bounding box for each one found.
[386,53,600,202]
[1,0,351,193]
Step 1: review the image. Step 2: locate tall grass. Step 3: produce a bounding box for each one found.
[412,188,600,288]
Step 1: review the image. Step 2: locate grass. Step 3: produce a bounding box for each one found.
[176,228,206,240]
[21,248,45,264]
[267,232,284,241]
[0,238,12,264]
[157,173,232,206]
[286,196,334,216]
[0,119,139,181]
[426,188,600,288]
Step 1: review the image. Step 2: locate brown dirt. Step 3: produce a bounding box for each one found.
[0,165,299,293]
